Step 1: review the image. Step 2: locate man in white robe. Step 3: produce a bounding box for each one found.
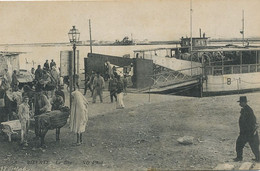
[70,90,88,145]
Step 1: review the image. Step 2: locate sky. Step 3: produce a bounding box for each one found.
[0,0,259,44]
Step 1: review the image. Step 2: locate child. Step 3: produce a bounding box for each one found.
[18,96,31,147]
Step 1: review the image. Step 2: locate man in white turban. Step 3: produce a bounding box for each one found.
[70,90,88,145]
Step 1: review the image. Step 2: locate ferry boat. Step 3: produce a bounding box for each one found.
[134,37,260,96]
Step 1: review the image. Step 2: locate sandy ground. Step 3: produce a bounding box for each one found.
[0,89,260,170]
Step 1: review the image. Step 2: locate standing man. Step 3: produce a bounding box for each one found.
[50,65,59,94]
[92,72,105,103]
[105,61,113,80]
[44,60,50,71]
[11,70,19,92]
[116,75,125,109]
[3,68,11,88]
[89,71,95,97]
[233,96,259,162]
[84,73,93,96]
[70,90,88,145]
[35,65,43,81]
[108,74,117,103]
[50,59,56,69]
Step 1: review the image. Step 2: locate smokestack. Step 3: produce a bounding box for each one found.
[200,28,201,38]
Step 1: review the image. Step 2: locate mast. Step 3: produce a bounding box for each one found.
[240,10,245,46]
[89,19,93,53]
[242,10,244,46]
[190,0,193,51]
[190,0,193,75]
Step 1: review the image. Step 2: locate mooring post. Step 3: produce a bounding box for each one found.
[200,76,203,98]
[149,86,151,102]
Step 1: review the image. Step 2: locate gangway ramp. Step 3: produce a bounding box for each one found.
[143,66,201,94]
[146,78,199,93]
[135,49,202,76]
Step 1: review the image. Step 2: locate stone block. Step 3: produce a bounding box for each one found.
[252,163,260,170]
[239,162,253,170]
[214,163,234,170]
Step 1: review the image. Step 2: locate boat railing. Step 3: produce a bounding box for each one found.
[205,63,260,76]
[147,66,202,88]
[152,66,202,77]
[134,48,175,59]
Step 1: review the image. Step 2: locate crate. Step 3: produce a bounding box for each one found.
[1,120,21,142]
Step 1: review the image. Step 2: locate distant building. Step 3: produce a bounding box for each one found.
[0,52,20,77]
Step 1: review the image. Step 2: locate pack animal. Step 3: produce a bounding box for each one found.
[35,107,70,147]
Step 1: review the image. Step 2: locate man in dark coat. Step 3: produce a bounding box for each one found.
[233,96,259,162]
[35,65,43,81]
[84,73,93,96]
[44,60,50,71]
[11,70,19,91]
[108,74,117,103]
[92,72,105,103]
[50,59,56,69]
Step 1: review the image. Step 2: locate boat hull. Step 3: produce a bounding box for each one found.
[203,72,260,95]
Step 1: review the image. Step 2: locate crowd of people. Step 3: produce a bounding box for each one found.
[0,59,130,148]
[84,68,127,109]
[0,59,69,147]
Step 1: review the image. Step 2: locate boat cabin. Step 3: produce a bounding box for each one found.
[194,47,260,76]
[180,36,209,47]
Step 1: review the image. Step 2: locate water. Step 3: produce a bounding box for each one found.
[0,44,175,72]
[1,41,259,72]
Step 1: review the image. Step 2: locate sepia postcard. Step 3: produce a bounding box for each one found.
[0,0,260,170]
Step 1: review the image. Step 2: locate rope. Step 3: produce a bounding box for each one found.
[205,82,228,85]
[205,78,260,85]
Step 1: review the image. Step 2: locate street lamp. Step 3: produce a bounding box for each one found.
[68,26,80,108]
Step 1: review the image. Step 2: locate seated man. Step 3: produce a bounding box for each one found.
[34,90,51,138]
[50,91,64,111]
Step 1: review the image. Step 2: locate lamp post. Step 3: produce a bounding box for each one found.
[68,26,80,107]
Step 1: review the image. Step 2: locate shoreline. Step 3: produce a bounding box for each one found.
[0,39,260,47]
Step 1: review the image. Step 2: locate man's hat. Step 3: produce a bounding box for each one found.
[237,96,248,103]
